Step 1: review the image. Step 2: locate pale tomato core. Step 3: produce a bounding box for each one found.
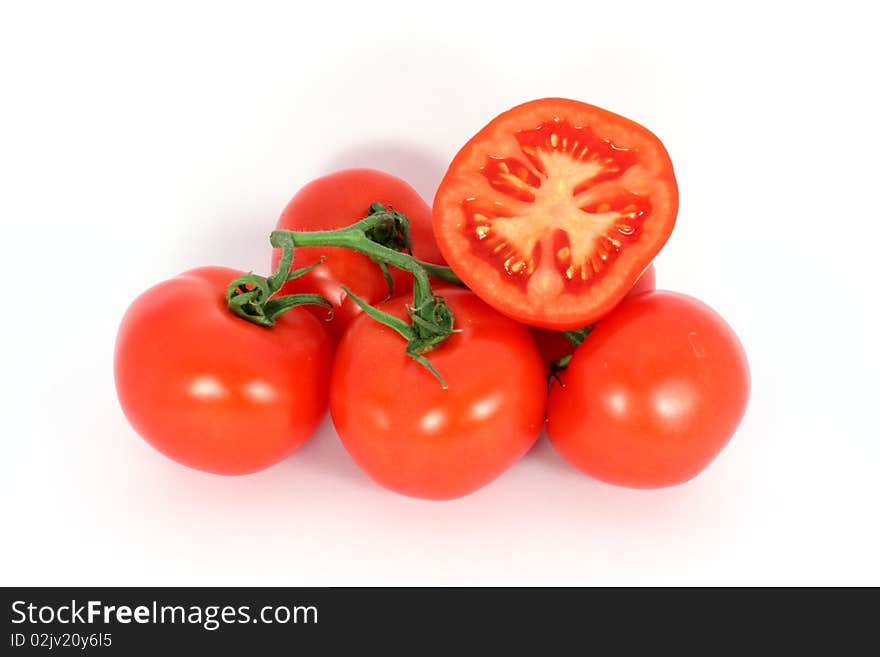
[464,119,651,300]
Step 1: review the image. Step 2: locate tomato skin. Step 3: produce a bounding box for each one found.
[114,267,332,475]
[532,328,576,368]
[546,291,749,488]
[274,169,444,341]
[433,98,678,330]
[329,288,547,500]
[533,264,656,366]
[628,263,656,298]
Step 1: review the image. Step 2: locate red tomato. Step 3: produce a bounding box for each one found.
[532,328,577,369]
[275,168,444,341]
[533,264,657,366]
[115,267,332,475]
[329,288,547,500]
[433,98,678,329]
[628,262,656,297]
[546,291,749,488]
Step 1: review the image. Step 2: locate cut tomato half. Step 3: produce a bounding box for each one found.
[433,98,678,329]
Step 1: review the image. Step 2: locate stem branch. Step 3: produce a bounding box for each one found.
[249,202,460,387]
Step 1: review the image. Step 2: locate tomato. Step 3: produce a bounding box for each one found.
[275,168,445,341]
[546,291,749,488]
[329,288,547,500]
[627,262,656,298]
[533,264,657,366]
[115,267,332,475]
[433,98,678,329]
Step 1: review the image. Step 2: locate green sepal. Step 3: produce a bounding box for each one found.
[373,259,395,301]
[226,231,330,327]
[264,294,333,323]
[342,285,452,388]
[286,256,327,282]
[226,273,274,326]
[342,285,414,341]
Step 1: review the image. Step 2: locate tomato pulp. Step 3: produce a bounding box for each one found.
[115,267,332,475]
[329,288,547,500]
[275,168,445,341]
[546,291,749,488]
[433,99,678,329]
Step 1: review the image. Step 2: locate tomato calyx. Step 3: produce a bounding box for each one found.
[361,202,413,299]
[226,231,333,327]
[343,284,457,389]
[366,203,464,289]
[357,201,463,296]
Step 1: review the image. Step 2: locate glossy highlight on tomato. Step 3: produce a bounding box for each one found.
[547,291,749,488]
[433,99,678,329]
[275,168,444,341]
[329,288,547,500]
[115,267,332,475]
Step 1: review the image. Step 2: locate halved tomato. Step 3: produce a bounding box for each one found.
[433,99,678,329]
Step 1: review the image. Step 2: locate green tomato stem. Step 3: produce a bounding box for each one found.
[230,202,459,387]
[416,260,463,285]
[273,213,458,387]
[226,231,332,327]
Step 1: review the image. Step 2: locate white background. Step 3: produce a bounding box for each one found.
[1,1,878,586]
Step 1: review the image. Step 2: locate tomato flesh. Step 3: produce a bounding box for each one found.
[533,264,656,368]
[434,99,678,329]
